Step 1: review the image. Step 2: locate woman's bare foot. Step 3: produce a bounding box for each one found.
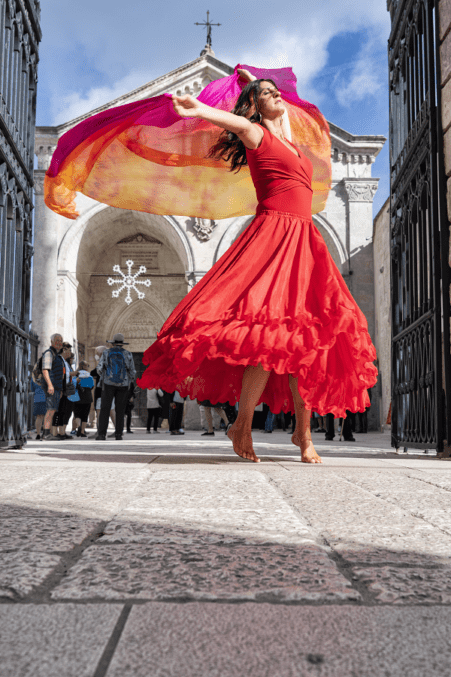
[227,424,260,462]
[291,431,322,463]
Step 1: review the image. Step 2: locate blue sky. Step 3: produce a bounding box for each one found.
[36,0,390,215]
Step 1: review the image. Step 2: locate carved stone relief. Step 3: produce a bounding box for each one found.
[193,217,217,241]
[343,181,379,202]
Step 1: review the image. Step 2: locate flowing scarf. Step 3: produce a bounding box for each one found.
[45,64,331,220]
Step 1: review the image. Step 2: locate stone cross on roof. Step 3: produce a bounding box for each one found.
[195,10,221,54]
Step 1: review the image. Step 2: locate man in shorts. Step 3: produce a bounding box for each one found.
[41,333,64,440]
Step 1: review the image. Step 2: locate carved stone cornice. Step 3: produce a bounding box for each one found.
[343,178,379,203]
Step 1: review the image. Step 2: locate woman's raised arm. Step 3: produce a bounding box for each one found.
[171,95,263,150]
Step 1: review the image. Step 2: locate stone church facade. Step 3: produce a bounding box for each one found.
[33,52,385,428]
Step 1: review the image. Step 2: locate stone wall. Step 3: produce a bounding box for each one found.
[373,198,391,431]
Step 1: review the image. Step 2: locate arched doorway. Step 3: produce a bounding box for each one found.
[59,206,191,425]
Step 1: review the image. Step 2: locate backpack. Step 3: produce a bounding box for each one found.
[31,356,43,385]
[32,348,55,385]
[104,348,127,385]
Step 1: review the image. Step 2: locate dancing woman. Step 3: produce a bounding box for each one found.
[44,65,377,463]
[139,71,377,463]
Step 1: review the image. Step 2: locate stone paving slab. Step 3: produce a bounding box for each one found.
[51,542,359,602]
[0,604,122,677]
[119,467,315,544]
[0,517,101,552]
[107,602,451,677]
[0,467,57,498]
[353,566,451,604]
[0,551,61,599]
[262,468,451,563]
[332,468,451,535]
[3,466,153,518]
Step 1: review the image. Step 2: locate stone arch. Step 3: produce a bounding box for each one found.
[98,287,174,343]
[98,297,168,353]
[58,203,194,276]
[312,214,347,265]
[59,203,193,359]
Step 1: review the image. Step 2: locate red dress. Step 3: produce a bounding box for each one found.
[138,126,377,416]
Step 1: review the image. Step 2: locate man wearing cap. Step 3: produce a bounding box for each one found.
[95,334,136,441]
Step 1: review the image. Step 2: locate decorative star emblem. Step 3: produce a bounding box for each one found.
[107,260,151,304]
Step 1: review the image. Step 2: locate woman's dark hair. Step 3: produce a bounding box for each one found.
[207,79,278,173]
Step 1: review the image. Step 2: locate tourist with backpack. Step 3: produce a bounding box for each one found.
[95,334,136,441]
[38,333,64,440]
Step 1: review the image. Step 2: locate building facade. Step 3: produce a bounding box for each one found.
[33,52,385,428]
[0,0,41,447]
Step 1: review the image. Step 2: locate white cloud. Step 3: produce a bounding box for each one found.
[52,69,156,125]
[42,0,391,124]
[334,37,386,107]
[236,30,330,103]
[231,0,390,106]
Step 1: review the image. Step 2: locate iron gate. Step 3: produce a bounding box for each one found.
[389,0,451,452]
[0,0,41,448]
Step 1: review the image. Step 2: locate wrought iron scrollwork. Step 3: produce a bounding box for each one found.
[389,0,450,454]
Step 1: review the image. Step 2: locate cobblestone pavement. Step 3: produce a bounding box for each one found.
[1,429,451,676]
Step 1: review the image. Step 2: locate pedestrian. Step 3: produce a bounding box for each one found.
[146,388,163,433]
[159,390,172,432]
[73,362,94,437]
[199,399,230,436]
[312,412,326,433]
[169,391,186,435]
[51,343,78,440]
[96,334,136,441]
[325,412,355,442]
[68,366,81,436]
[31,379,46,440]
[125,381,135,434]
[91,346,117,433]
[356,388,372,433]
[62,352,79,436]
[40,333,64,440]
[264,406,276,433]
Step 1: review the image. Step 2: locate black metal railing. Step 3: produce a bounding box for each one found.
[0,314,36,448]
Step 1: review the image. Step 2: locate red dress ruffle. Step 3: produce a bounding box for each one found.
[137,127,377,417]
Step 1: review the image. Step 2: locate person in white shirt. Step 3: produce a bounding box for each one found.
[169,391,186,435]
[146,388,163,433]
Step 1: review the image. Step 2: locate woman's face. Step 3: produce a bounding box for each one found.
[257,81,285,119]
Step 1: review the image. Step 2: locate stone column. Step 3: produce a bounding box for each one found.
[343,178,379,430]
[32,168,60,350]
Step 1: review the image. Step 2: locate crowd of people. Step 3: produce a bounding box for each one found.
[31,332,136,441]
[31,332,372,441]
